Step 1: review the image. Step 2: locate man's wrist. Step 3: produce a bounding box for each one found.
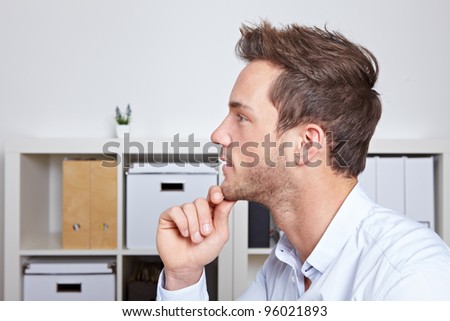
[164,267,204,291]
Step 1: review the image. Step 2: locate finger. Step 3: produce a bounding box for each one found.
[207,185,225,205]
[159,206,189,238]
[213,200,236,237]
[182,203,203,243]
[193,198,213,236]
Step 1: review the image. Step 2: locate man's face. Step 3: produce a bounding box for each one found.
[211,60,295,203]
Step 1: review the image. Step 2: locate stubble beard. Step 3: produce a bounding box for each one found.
[221,160,293,210]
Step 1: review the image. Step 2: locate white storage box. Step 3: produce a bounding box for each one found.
[126,162,218,249]
[23,258,116,301]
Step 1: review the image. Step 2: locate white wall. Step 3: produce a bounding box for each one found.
[1,0,450,300]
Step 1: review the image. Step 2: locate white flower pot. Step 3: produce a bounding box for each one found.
[116,124,130,138]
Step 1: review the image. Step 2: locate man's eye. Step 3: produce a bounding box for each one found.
[237,114,248,122]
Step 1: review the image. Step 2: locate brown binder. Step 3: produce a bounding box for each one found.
[90,160,117,249]
[62,160,91,249]
[62,159,117,249]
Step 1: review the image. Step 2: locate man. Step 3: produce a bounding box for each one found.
[156,21,450,300]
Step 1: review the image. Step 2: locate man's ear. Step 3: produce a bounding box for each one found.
[295,124,326,166]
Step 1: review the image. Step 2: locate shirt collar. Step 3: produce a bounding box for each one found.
[304,183,374,274]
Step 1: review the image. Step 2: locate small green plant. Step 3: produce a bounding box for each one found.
[115,104,132,125]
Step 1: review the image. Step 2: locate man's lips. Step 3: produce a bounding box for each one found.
[220,156,233,167]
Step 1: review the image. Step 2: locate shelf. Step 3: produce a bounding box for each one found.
[5,138,121,154]
[20,233,117,256]
[247,248,273,255]
[5,137,218,155]
[20,249,118,256]
[368,139,450,154]
[120,248,160,256]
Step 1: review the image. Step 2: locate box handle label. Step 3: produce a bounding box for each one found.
[57,283,82,293]
[160,182,184,192]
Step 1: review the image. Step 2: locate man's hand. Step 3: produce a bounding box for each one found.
[156,185,235,291]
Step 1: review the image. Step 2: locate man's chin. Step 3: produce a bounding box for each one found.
[220,182,260,203]
[220,182,242,202]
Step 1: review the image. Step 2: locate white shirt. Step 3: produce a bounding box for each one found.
[157,184,450,300]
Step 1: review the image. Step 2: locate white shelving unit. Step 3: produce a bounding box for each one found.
[230,139,450,300]
[3,137,233,300]
[5,138,450,301]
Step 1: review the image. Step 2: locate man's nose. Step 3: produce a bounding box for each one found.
[211,118,231,147]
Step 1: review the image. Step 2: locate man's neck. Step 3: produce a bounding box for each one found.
[269,170,357,263]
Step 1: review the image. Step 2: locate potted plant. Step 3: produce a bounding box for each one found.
[115,104,132,138]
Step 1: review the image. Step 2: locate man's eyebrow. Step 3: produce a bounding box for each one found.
[229,101,253,111]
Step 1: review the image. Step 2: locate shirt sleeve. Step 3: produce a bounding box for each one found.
[156,268,209,301]
[383,264,450,300]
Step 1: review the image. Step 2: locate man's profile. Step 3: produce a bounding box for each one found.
[155,21,450,300]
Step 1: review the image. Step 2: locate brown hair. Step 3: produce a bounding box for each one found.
[236,21,382,177]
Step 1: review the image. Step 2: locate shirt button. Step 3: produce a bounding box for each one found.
[291,276,296,283]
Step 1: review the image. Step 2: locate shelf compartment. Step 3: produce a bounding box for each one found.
[20,153,119,252]
[122,255,162,301]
